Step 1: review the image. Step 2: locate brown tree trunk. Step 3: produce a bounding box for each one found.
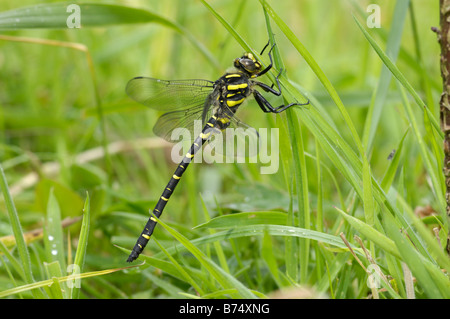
[438,0,450,255]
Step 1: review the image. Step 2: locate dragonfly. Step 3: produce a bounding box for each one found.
[125,43,308,262]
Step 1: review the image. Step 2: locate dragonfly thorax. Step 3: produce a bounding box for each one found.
[215,72,252,111]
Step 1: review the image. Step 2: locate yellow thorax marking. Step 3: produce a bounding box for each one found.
[227,83,248,90]
[225,74,241,78]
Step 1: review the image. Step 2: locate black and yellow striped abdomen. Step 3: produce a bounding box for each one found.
[126,116,218,262]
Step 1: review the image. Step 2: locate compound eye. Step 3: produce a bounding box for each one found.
[240,58,257,72]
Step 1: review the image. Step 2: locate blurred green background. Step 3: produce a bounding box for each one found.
[0,0,447,299]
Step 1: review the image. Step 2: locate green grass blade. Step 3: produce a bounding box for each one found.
[397,82,446,213]
[153,238,204,296]
[114,245,209,286]
[336,207,401,259]
[316,252,349,293]
[362,155,375,227]
[256,1,396,237]
[153,214,257,299]
[0,266,133,298]
[196,288,268,299]
[195,211,288,229]
[44,188,66,272]
[277,114,298,281]
[424,105,445,191]
[353,13,445,217]
[288,88,433,262]
[352,15,442,139]
[286,110,310,283]
[261,231,286,287]
[199,0,251,52]
[254,4,441,263]
[0,240,25,298]
[382,211,446,298]
[70,193,90,299]
[263,6,309,283]
[408,2,437,113]
[0,236,25,282]
[147,225,363,260]
[380,128,409,191]
[199,196,230,275]
[142,271,184,298]
[43,261,64,299]
[396,194,450,274]
[259,0,364,156]
[0,3,180,29]
[0,164,44,298]
[359,0,409,151]
[299,107,364,198]
[274,114,298,280]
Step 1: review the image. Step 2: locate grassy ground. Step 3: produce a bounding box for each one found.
[0,0,449,299]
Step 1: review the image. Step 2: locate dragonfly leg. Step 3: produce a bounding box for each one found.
[253,68,309,113]
[253,90,298,113]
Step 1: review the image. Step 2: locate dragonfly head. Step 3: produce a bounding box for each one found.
[234,52,262,76]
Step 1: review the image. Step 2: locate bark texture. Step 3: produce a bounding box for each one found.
[438,0,450,254]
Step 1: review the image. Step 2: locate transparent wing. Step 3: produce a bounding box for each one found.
[126,76,259,158]
[151,89,217,142]
[154,103,259,158]
[153,106,212,143]
[126,77,214,112]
